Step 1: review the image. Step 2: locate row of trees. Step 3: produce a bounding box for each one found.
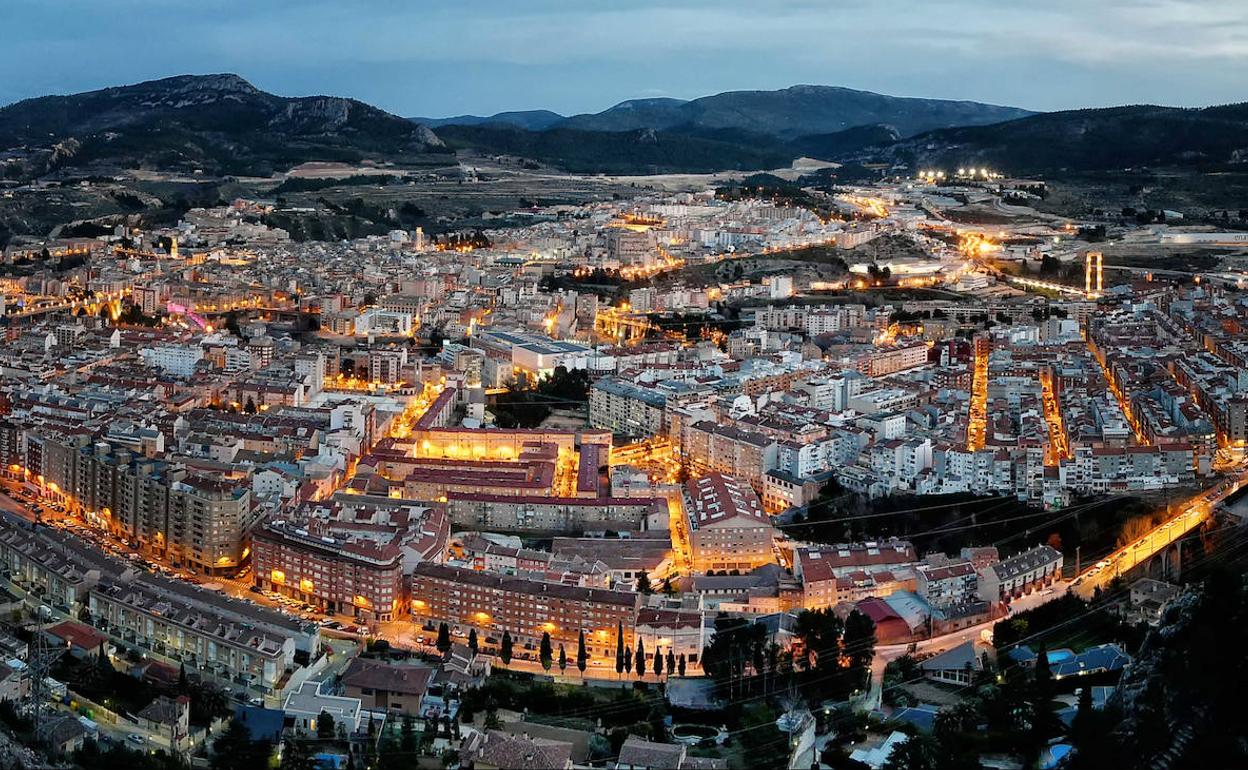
[491,622,691,681]
[700,609,877,703]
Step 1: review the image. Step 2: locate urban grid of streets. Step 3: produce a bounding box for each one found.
[4,166,1248,770]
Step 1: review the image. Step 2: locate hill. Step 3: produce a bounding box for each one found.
[858,103,1248,172]
[786,124,902,160]
[0,74,449,178]
[435,124,791,174]
[555,85,1031,138]
[409,109,565,131]
[419,84,1033,174]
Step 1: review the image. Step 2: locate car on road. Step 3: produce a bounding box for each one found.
[127,733,144,744]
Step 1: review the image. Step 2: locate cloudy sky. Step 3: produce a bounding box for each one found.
[2,0,1245,117]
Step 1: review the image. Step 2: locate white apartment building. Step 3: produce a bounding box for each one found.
[140,344,204,377]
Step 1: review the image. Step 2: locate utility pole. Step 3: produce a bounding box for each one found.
[26,614,67,747]
[1074,545,1081,576]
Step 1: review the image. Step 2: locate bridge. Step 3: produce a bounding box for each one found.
[1072,473,1244,597]
[594,308,655,343]
[4,291,128,325]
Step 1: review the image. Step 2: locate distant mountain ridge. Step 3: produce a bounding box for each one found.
[416,85,1032,139]
[411,109,565,131]
[557,85,1032,138]
[4,75,1246,179]
[420,84,1035,174]
[0,74,448,177]
[858,103,1248,172]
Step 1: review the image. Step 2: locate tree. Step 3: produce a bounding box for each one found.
[654,647,665,678]
[436,622,452,654]
[702,615,760,696]
[635,639,647,679]
[500,630,513,665]
[794,608,842,673]
[931,705,979,770]
[281,739,315,770]
[1070,684,1096,747]
[636,572,652,594]
[576,630,588,677]
[660,575,675,595]
[1031,642,1059,744]
[558,644,568,675]
[624,646,633,676]
[880,733,938,770]
[467,629,479,658]
[178,661,188,691]
[96,642,115,676]
[666,648,676,678]
[244,397,257,415]
[841,610,877,695]
[540,632,553,672]
[317,710,336,740]
[616,621,626,677]
[678,654,687,677]
[212,718,272,770]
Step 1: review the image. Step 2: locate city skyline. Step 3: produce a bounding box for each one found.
[3,0,1248,117]
[1,4,1246,767]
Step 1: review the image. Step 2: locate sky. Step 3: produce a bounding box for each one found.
[2,0,1246,117]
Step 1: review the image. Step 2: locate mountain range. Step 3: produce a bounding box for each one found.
[855,103,1248,172]
[2,74,1247,179]
[0,74,448,178]
[416,85,1033,139]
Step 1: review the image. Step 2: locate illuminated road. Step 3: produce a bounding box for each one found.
[664,489,693,576]
[1005,275,1089,297]
[966,337,989,451]
[838,194,890,219]
[1088,339,1149,444]
[1072,474,1243,597]
[1038,368,1070,465]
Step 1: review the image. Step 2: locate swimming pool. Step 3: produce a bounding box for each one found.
[1045,649,1076,664]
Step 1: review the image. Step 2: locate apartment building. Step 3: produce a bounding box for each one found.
[88,576,299,692]
[139,344,204,377]
[445,494,664,533]
[29,431,255,575]
[682,473,776,573]
[864,343,929,377]
[915,560,979,609]
[252,500,448,622]
[683,421,778,493]
[410,563,641,660]
[589,377,667,438]
[977,545,1063,602]
[794,540,918,609]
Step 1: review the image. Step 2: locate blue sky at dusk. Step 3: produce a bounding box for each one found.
[2,0,1245,116]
